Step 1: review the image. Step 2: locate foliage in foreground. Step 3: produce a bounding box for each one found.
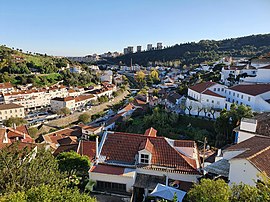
[187,177,270,202]
[0,145,95,201]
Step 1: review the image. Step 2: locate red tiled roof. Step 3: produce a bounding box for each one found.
[229,84,270,96]
[52,96,74,102]
[77,140,96,160]
[0,82,13,89]
[90,164,125,175]
[144,127,157,137]
[100,130,199,174]
[202,89,225,98]
[189,81,217,93]
[53,144,78,156]
[0,103,24,110]
[122,103,135,112]
[75,94,95,102]
[174,140,196,147]
[139,138,154,153]
[226,136,270,177]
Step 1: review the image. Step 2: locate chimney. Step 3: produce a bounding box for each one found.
[96,136,99,163]
[13,123,16,129]
[3,131,8,143]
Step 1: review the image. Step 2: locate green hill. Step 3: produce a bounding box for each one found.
[0,45,70,74]
[110,33,270,66]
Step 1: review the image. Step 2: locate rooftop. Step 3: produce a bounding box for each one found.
[189,81,217,93]
[229,84,270,96]
[0,103,24,110]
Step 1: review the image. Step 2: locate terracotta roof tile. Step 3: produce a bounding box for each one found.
[229,84,270,96]
[77,140,96,160]
[100,130,199,174]
[202,89,225,98]
[144,127,157,137]
[189,81,217,93]
[90,164,125,175]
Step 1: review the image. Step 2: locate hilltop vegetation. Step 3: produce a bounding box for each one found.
[111,33,270,66]
[0,46,99,87]
[0,45,70,74]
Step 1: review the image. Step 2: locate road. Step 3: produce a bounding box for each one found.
[38,90,130,134]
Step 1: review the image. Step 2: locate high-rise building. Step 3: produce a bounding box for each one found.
[123,48,128,54]
[157,42,163,50]
[147,44,153,51]
[127,46,134,54]
[137,46,142,53]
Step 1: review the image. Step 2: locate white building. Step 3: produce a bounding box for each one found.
[186,82,270,118]
[204,115,270,186]
[227,83,270,112]
[0,82,14,94]
[3,85,68,110]
[240,65,270,83]
[89,128,201,198]
[0,103,25,122]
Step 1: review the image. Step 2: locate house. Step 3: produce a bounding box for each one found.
[89,128,201,199]
[227,84,270,112]
[186,81,228,118]
[165,92,184,113]
[0,125,33,144]
[204,115,270,186]
[240,65,270,84]
[42,126,82,150]
[0,82,14,93]
[0,103,25,122]
[50,96,75,112]
[80,124,103,140]
[117,103,140,118]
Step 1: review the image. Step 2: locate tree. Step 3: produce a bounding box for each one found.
[187,179,231,202]
[28,127,38,138]
[56,151,90,186]
[135,70,146,86]
[57,107,71,116]
[0,184,96,202]
[78,113,91,124]
[148,68,160,84]
[0,146,64,194]
[215,104,253,146]
[3,117,27,127]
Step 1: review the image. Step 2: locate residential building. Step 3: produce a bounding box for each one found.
[89,128,201,198]
[157,42,163,50]
[51,94,96,112]
[100,70,113,84]
[3,85,68,110]
[205,136,270,186]
[0,125,33,144]
[186,81,228,118]
[240,65,270,83]
[50,97,75,112]
[80,124,103,140]
[42,126,82,150]
[227,84,270,112]
[137,46,142,53]
[147,44,153,51]
[0,82,14,93]
[0,103,25,122]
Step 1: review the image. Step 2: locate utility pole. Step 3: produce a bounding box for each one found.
[202,137,207,169]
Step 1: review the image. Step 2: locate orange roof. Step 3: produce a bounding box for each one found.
[100,129,199,174]
[75,94,95,102]
[77,140,96,160]
[202,89,225,98]
[90,164,125,175]
[144,127,157,137]
[0,82,13,89]
[229,84,270,96]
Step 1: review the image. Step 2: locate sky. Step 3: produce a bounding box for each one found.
[0,0,270,56]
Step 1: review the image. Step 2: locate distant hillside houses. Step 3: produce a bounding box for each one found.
[186,81,270,118]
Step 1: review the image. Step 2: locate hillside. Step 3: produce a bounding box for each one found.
[0,45,71,74]
[110,33,270,66]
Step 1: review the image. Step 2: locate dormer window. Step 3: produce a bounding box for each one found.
[140,154,149,164]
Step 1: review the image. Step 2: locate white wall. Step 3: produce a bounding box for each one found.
[89,170,136,192]
[236,130,255,144]
[229,159,260,186]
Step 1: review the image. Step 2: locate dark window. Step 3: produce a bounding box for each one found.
[96,181,126,192]
[141,154,149,164]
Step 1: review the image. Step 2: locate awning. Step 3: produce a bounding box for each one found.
[133,173,166,190]
[150,183,186,202]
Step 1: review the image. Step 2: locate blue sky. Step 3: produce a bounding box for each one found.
[0,0,270,56]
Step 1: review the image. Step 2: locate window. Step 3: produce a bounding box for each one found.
[228,98,230,102]
[233,92,235,96]
[217,101,220,105]
[212,100,214,104]
[141,154,149,164]
[96,181,126,193]
[217,88,220,92]
[206,99,209,102]
[229,91,231,95]
[213,88,216,91]
[241,95,244,99]
[248,97,251,101]
[237,94,239,98]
